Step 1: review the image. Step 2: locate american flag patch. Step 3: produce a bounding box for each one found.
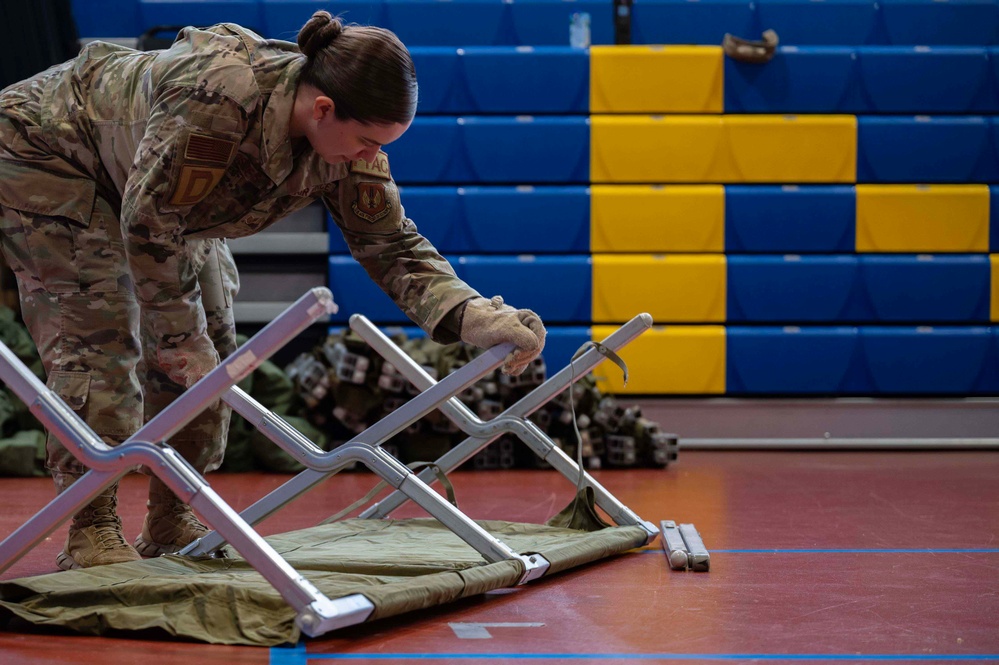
[185,133,236,165]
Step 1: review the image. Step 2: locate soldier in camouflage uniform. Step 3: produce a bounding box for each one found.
[0,11,546,570]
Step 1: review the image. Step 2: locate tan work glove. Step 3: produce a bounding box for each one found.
[460,296,546,376]
[156,334,220,388]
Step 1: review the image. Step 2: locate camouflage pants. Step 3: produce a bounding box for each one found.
[0,194,239,486]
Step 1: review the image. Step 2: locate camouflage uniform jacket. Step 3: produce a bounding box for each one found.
[0,24,478,348]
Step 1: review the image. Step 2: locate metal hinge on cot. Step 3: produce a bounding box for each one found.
[660,520,710,572]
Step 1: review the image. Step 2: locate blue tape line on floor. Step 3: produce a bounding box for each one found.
[280,653,999,661]
[638,548,999,554]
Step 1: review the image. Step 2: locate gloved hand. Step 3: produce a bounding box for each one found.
[459,296,546,376]
[156,334,220,388]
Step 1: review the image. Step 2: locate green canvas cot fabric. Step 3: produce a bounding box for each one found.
[0,517,649,646]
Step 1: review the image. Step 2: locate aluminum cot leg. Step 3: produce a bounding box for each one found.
[0,289,377,636]
[353,313,659,541]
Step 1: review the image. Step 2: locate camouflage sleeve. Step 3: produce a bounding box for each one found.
[120,85,245,350]
[323,152,479,343]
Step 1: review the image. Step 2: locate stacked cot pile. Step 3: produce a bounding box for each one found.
[72,0,999,397]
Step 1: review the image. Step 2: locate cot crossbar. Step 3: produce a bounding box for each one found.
[351,313,659,541]
[0,289,383,636]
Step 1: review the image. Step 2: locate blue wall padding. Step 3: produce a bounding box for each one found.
[388,117,590,184]
[755,0,884,46]
[859,326,999,393]
[630,0,756,46]
[411,47,589,114]
[138,0,263,30]
[728,255,991,322]
[542,327,593,370]
[73,0,141,37]
[857,255,991,322]
[857,116,998,183]
[455,255,592,323]
[330,186,590,254]
[727,326,869,394]
[725,186,856,252]
[378,0,613,47]
[879,0,999,46]
[261,0,386,38]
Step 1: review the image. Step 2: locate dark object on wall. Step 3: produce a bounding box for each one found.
[0,0,80,89]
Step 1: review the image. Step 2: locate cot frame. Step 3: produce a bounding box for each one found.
[0,288,657,637]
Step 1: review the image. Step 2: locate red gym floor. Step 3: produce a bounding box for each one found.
[1,451,997,664]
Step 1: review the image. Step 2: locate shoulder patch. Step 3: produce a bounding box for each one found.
[169,132,237,206]
[350,151,391,179]
[351,182,391,223]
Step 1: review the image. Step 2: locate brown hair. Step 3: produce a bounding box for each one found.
[297,11,418,125]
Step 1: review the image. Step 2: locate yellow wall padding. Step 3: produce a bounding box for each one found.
[590,45,724,114]
[991,255,999,322]
[590,115,857,183]
[856,185,990,253]
[590,185,725,252]
[592,254,726,323]
[592,325,726,394]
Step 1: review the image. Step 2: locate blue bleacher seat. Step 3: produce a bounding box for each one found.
[138,0,263,31]
[382,0,512,46]
[631,0,757,46]
[412,47,589,114]
[328,255,412,323]
[727,255,862,322]
[331,186,590,253]
[388,117,590,184]
[384,117,461,183]
[857,116,998,183]
[73,0,141,37]
[459,47,589,113]
[858,47,996,113]
[261,0,385,38]
[727,326,868,393]
[859,326,998,393]
[726,47,999,114]
[410,48,463,114]
[755,0,883,46]
[509,0,615,46]
[724,48,861,113]
[455,255,592,322]
[857,255,991,322]
[724,186,856,252]
[542,326,593,369]
[459,186,590,252]
[879,0,999,46]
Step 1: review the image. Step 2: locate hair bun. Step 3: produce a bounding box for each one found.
[298,11,344,58]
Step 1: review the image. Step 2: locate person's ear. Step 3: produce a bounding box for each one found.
[312,96,335,122]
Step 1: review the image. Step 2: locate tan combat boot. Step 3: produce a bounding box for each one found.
[133,477,208,557]
[55,482,142,570]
